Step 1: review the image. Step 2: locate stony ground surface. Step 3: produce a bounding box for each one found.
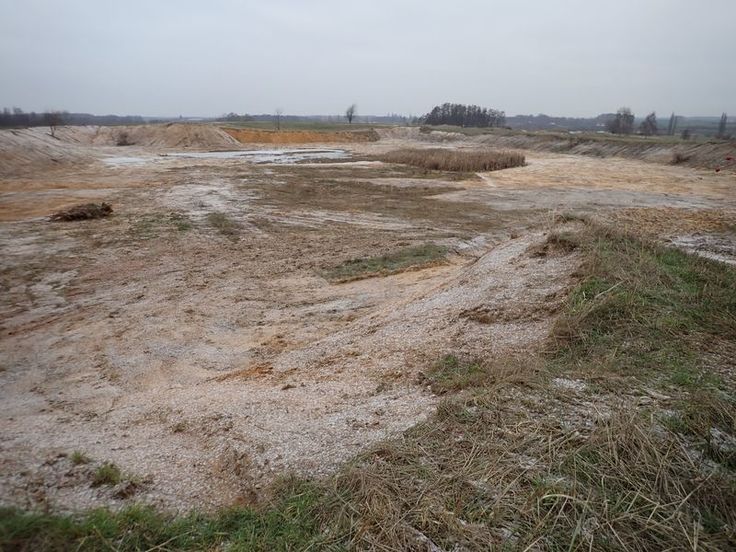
[1,125,734,512]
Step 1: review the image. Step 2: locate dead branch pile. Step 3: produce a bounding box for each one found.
[49,202,113,221]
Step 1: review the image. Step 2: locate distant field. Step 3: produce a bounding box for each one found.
[216,120,393,132]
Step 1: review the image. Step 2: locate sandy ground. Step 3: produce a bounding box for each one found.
[1,125,735,512]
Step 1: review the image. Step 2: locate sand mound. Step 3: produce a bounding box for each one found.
[0,124,243,176]
[273,233,576,377]
[473,133,736,169]
[68,123,242,149]
[376,127,735,169]
[376,127,465,142]
[224,127,379,144]
[0,128,94,177]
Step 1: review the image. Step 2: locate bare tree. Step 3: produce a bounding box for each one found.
[667,112,678,136]
[345,104,356,124]
[606,107,635,135]
[717,112,728,139]
[639,111,658,136]
[275,108,283,131]
[43,111,63,138]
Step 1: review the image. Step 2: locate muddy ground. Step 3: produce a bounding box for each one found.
[1,125,735,512]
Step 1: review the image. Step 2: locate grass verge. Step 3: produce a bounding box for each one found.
[3,223,735,550]
[379,148,525,172]
[323,243,448,282]
[0,480,328,551]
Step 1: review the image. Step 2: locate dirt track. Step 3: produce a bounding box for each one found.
[1,125,735,512]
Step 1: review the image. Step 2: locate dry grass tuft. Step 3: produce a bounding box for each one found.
[527,231,579,258]
[91,463,122,487]
[379,148,525,172]
[326,391,736,550]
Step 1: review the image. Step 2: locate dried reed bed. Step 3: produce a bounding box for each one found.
[380,147,525,172]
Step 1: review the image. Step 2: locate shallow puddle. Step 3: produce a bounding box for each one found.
[103,148,349,166]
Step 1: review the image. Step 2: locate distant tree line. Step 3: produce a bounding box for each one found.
[421,103,506,128]
[504,111,731,138]
[508,113,614,131]
[217,112,254,122]
[0,107,146,129]
[216,112,411,125]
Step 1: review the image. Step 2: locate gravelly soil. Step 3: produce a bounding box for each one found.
[0,125,734,512]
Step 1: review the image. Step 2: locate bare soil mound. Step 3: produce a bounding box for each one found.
[224,127,379,144]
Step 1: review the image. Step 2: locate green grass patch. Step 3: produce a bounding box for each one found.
[206,212,240,238]
[551,226,736,382]
[425,355,488,394]
[169,212,193,232]
[324,243,448,282]
[92,463,122,487]
[0,480,329,551]
[128,212,193,239]
[70,451,90,466]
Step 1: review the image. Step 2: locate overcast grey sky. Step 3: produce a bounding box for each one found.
[1,0,734,118]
